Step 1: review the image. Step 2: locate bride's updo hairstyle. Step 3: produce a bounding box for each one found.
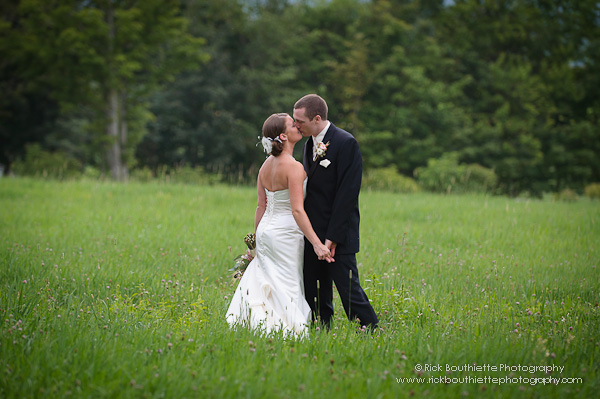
[262,113,288,157]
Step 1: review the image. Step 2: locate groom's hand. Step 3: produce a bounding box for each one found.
[325,239,337,259]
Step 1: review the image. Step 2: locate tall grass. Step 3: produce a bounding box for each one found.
[1,178,598,398]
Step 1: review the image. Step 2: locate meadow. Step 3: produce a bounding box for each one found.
[0,178,598,398]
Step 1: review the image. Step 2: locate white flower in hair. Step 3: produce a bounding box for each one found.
[261,136,273,154]
[260,135,283,154]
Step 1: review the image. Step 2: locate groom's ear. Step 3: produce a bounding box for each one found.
[313,115,321,123]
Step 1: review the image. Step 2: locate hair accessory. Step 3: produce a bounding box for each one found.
[261,136,273,154]
[259,135,284,154]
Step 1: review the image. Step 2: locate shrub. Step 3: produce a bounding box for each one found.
[11,143,81,180]
[152,165,220,185]
[462,163,498,193]
[82,166,103,180]
[584,183,600,200]
[363,167,420,193]
[554,188,578,202]
[414,153,497,194]
[130,167,154,183]
[168,166,209,184]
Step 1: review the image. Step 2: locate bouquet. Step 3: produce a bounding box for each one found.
[230,233,256,279]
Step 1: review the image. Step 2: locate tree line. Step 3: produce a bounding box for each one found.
[1,0,598,196]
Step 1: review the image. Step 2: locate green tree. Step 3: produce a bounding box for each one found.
[138,0,309,177]
[3,0,207,180]
[435,0,599,194]
[349,0,472,175]
[0,1,60,171]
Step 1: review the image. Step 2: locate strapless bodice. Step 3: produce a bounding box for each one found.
[264,178,307,216]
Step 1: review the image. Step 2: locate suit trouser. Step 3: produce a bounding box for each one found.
[303,245,379,328]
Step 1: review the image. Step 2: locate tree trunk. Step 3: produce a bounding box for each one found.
[105,3,124,181]
[119,91,129,181]
[106,88,122,180]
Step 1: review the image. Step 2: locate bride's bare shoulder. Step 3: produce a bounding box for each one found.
[287,158,306,179]
[259,155,274,170]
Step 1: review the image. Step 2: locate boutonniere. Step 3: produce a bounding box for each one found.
[314,141,330,161]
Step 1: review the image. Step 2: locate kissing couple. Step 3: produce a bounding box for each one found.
[226,94,378,337]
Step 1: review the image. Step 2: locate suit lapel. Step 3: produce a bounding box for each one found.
[308,137,318,176]
[303,139,312,175]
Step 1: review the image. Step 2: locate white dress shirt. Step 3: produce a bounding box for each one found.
[312,121,331,160]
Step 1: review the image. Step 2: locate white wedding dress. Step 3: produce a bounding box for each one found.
[226,178,311,337]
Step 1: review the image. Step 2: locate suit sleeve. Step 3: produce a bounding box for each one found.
[326,138,362,244]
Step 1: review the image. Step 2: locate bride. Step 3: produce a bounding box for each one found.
[226,113,333,337]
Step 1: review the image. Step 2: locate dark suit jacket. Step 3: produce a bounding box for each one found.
[303,123,362,255]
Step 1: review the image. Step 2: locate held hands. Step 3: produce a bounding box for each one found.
[314,242,335,263]
[325,239,337,258]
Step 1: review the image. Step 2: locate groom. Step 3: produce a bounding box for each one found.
[293,94,378,330]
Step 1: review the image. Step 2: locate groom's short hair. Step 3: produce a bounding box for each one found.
[294,94,328,121]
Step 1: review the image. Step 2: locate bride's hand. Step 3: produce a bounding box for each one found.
[315,243,335,263]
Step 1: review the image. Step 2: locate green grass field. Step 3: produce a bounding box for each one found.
[1,178,598,398]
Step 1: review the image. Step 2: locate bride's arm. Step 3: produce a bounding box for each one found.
[288,165,333,262]
[255,173,267,232]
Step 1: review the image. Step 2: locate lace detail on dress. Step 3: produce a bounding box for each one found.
[265,191,275,216]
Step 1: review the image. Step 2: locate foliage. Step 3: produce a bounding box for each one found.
[1,0,208,180]
[414,153,497,194]
[584,183,600,200]
[1,0,599,194]
[11,143,81,180]
[362,167,420,193]
[129,165,221,185]
[128,166,155,183]
[158,165,220,185]
[0,179,598,398]
[554,188,579,202]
